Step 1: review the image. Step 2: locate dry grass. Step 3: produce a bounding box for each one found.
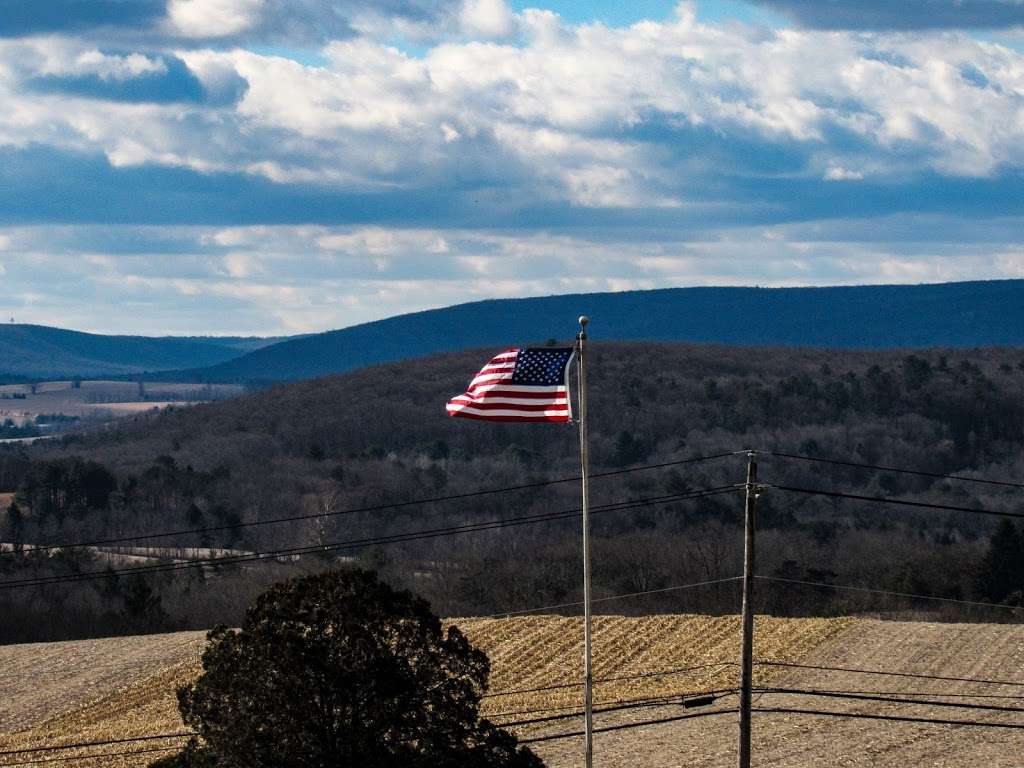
[4,616,1022,766]
[0,380,243,425]
[529,618,1024,768]
[458,615,853,721]
[0,615,853,767]
[0,632,206,767]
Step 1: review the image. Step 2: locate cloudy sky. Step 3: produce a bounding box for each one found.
[2,0,1024,335]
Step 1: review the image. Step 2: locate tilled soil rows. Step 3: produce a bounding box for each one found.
[4,616,1020,767]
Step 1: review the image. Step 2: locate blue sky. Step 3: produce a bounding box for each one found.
[2,0,1024,335]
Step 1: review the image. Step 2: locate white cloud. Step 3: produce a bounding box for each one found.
[3,222,1024,334]
[459,0,514,38]
[5,12,1024,334]
[994,250,1024,276]
[825,165,865,181]
[0,38,167,81]
[563,165,647,207]
[519,8,564,46]
[210,227,260,247]
[440,122,460,141]
[317,227,451,256]
[222,252,260,278]
[166,0,264,38]
[4,14,1024,201]
[72,50,167,80]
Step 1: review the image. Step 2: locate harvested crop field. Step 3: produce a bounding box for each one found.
[2,616,1022,767]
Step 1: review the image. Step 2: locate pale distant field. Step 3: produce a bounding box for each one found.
[4,615,1022,767]
[0,380,244,426]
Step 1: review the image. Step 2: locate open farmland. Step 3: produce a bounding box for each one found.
[0,380,244,431]
[3,615,1022,767]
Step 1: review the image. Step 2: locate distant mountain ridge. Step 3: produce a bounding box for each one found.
[0,324,288,379]
[175,279,1024,383]
[10,280,1024,383]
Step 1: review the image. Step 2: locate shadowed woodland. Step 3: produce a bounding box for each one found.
[3,341,1024,643]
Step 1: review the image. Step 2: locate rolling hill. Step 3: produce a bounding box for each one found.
[178,280,1024,383]
[0,325,287,379]
[10,280,1024,383]
[7,339,1023,643]
[3,616,1022,767]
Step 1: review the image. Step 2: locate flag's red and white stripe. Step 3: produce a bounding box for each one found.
[446,348,573,422]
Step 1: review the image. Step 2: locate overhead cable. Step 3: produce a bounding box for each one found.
[481,576,743,619]
[0,487,740,590]
[755,660,1024,688]
[0,733,192,759]
[2,451,737,557]
[481,661,735,700]
[773,484,1024,520]
[517,708,738,744]
[751,706,1024,730]
[493,688,737,727]
[768,451,1024,489]
[756,575,1024,613]
[762,687,1024,715]
[0,744,181,767]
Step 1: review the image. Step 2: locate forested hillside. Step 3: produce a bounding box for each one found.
[2,341,1024,642]
[177,280,1024,382]
[0,325,284,379]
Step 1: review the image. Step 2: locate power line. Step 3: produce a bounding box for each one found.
[0,665,735,763]
[0,733,192,758]
[19,678,1024,763]
[751,706,1024,730]
[518,707,738,744]
[754,660,1024,689]
[3,707,739,762]
[762,687,1024,715]
[2,451,738,557]
[13,446,1023,559]
[0,644,735,688]
[594,661,736,688]
[491,693,675,723]
[1,487,738,588]
[481,661,734,700]
[0,486,739,590]
[768,451,1024,490]
[773,484,1024,520]
[0,662,733,761]
[493,688,737,727]
[786,687,1024,701]
[756,575,1024,613]
[481,576,743,619]
[498,683,1024,729]
[0,685,734,762]
[0,744,181,767]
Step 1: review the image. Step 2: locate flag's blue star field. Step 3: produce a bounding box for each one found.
[511,348,574,386]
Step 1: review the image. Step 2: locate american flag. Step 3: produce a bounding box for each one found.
[446,347,575,422]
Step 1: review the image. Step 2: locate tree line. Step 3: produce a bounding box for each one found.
[2,341,1024,643]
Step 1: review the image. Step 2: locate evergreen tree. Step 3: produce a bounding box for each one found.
[4,501,23,554]
[976,519,1024,605]
[152,569,543,768]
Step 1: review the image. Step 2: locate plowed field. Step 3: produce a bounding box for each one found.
[2,616,1022,767]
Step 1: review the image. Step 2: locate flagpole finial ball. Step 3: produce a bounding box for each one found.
[578,315,589,327]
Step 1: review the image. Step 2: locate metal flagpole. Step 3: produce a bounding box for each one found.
[576,315,594,768]
[738,450,759,768]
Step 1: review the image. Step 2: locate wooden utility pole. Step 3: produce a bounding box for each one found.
[738,451,759,768]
